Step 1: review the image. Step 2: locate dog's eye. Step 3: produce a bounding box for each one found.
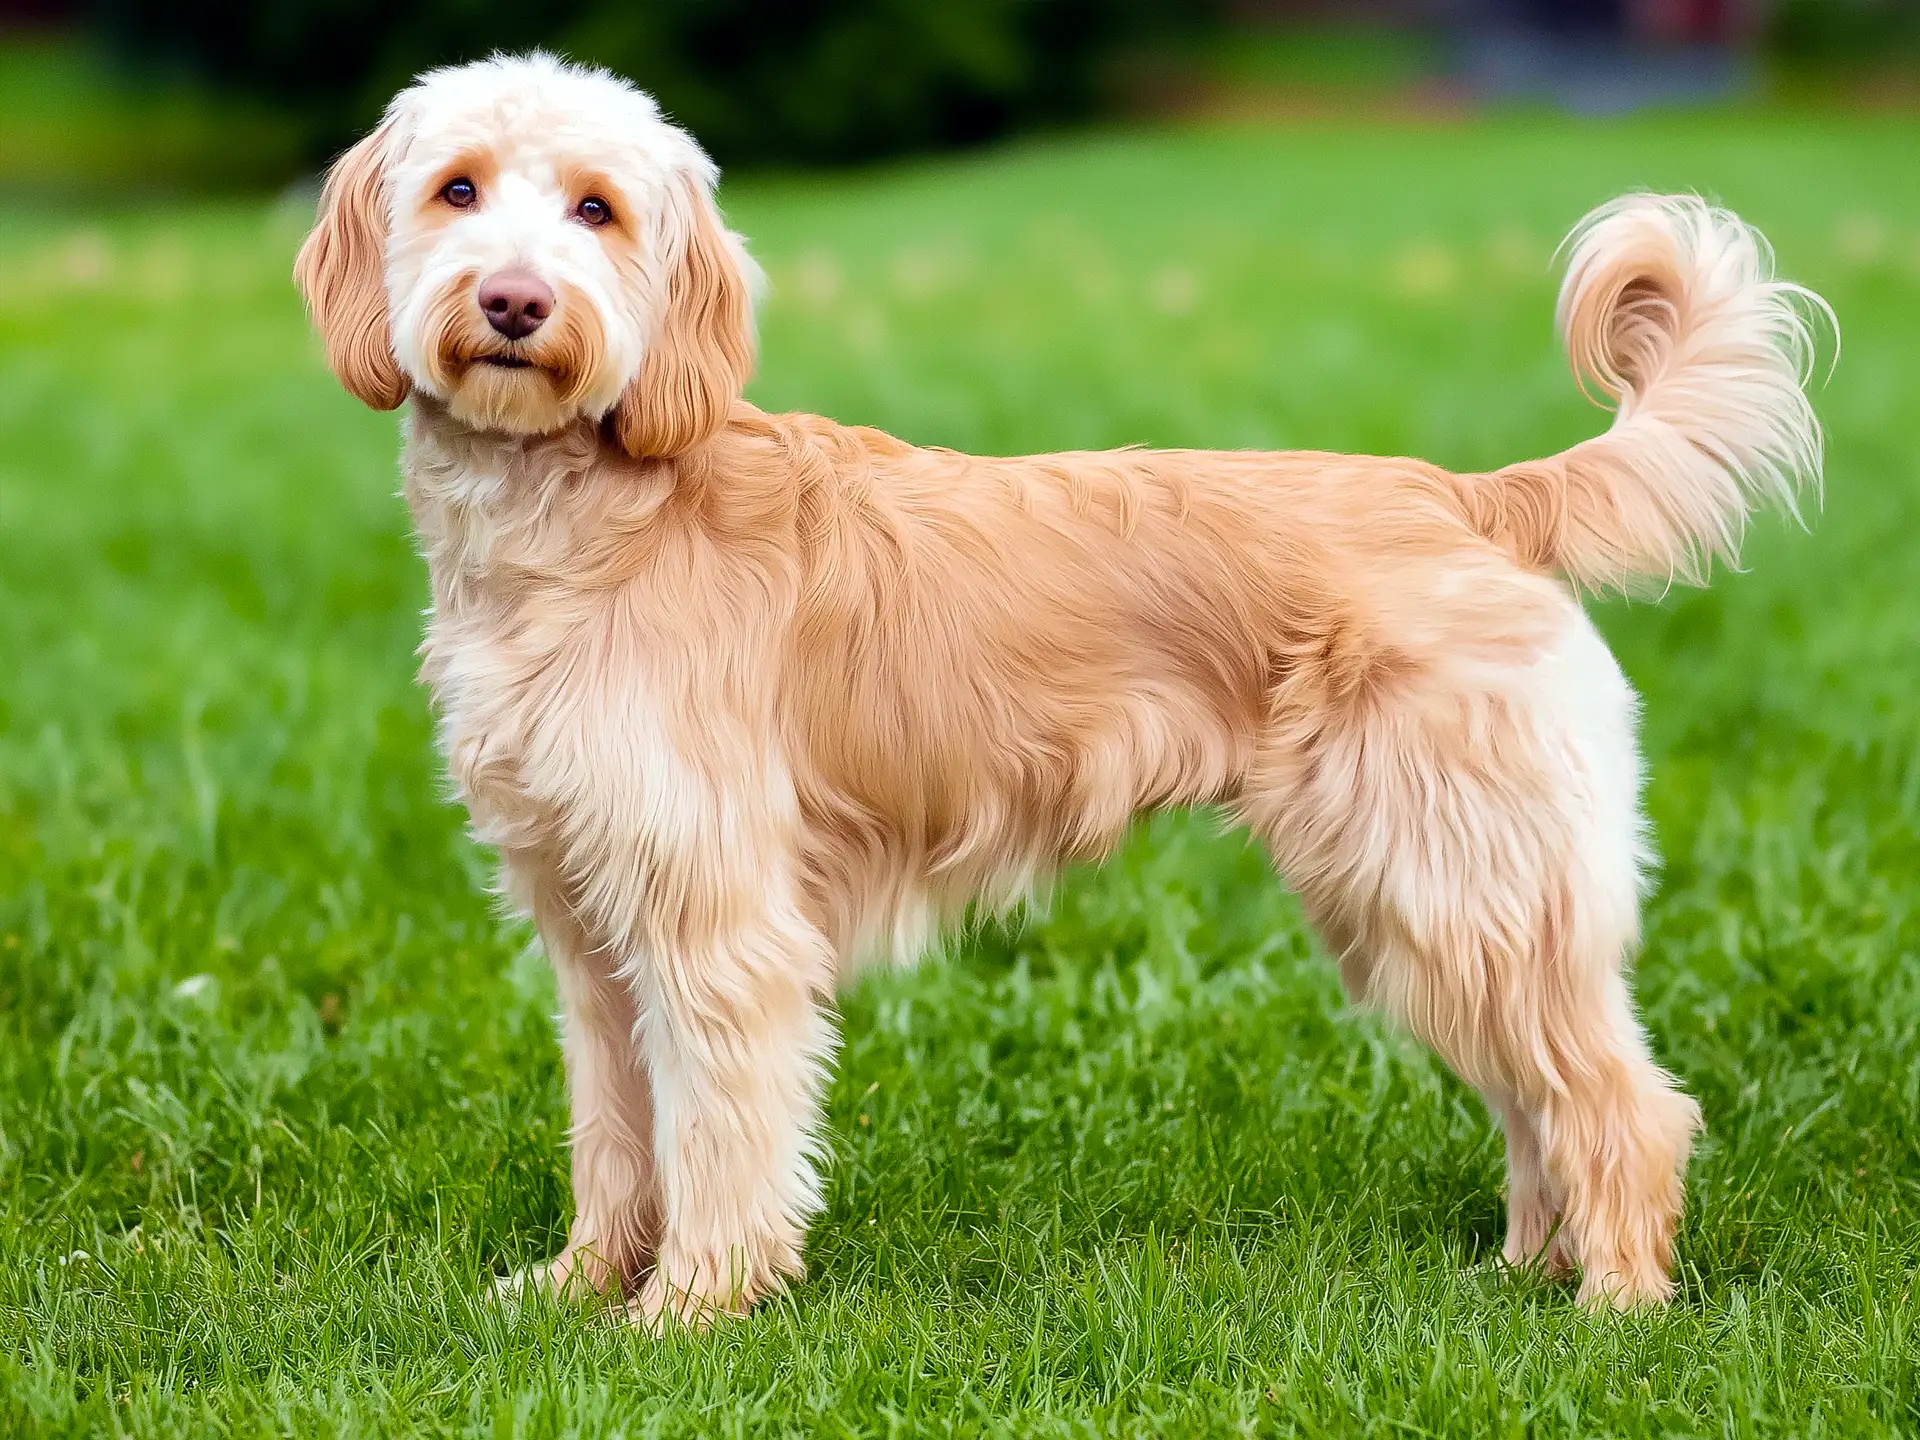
[576,196,613,227]
[441,178,478,208]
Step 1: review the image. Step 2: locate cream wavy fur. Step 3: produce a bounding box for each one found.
[295,52,1831,1324]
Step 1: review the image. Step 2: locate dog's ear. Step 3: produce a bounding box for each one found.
[609,174,756,459]
[294,119,411,411]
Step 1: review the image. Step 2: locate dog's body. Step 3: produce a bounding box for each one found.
[298,54,1829,1324]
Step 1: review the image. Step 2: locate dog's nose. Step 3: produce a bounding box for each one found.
[478,270,554,340]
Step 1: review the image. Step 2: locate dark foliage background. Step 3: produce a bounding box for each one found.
[1771,0,1920,59]
[90,0,1216,167]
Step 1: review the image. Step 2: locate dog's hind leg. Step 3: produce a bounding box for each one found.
[1250,585,1698,1307]
[1483,1088,1571,1275]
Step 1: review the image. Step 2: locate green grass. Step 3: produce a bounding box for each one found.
[2,111,1919,1436]
[0,40,303,194]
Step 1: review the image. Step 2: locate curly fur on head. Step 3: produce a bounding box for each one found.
[296,52,758,454]
[297,53,1830,1328]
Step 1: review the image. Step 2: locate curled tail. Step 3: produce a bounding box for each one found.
[1467,194,1833,592]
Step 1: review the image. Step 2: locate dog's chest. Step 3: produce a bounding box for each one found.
[417,560,705,877]
[402,452,620,854]
[419,600,558,850]
[399,422,784,903]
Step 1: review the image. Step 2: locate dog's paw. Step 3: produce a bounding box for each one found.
[1575,1266,1675,1311]
[1500,1229,1576,1281]
[621,1271,756,1335]
[489,1262,562,1307]
[1467,1254,1565,1299]
[490,1249,621,1306]
[490,1267,530,1303]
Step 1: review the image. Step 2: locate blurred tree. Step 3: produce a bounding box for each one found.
[90,0,1216,167]
[1770,0,1920,58]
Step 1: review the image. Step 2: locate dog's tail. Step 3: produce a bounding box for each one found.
[1461,194,1832,593]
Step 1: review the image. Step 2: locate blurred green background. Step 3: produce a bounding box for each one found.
[3,0,1920,186]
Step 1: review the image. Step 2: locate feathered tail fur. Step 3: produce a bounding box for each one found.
[1469,194,1834,592]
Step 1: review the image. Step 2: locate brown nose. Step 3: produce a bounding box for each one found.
[478,270,554,340]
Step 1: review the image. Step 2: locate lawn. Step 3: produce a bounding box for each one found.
[2,108,1919,1436]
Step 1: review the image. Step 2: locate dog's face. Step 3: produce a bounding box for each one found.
[295,54,758,457]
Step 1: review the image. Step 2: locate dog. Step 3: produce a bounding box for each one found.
[295,52,1829,1325]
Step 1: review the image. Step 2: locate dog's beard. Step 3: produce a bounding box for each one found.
[418,276,611,436]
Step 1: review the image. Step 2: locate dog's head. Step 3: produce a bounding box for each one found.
[294,53,758,458]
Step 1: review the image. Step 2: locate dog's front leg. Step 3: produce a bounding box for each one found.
[525,861,663,1298]
[486,855,663,1303]
[619,851,839,1330]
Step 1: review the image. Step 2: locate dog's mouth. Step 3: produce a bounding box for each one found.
[476,354,536,370]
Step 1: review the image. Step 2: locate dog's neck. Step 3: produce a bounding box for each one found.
[399,397,671,612]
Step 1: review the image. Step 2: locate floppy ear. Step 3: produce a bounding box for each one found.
[610,175,756,459]
[293,120,411,411]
